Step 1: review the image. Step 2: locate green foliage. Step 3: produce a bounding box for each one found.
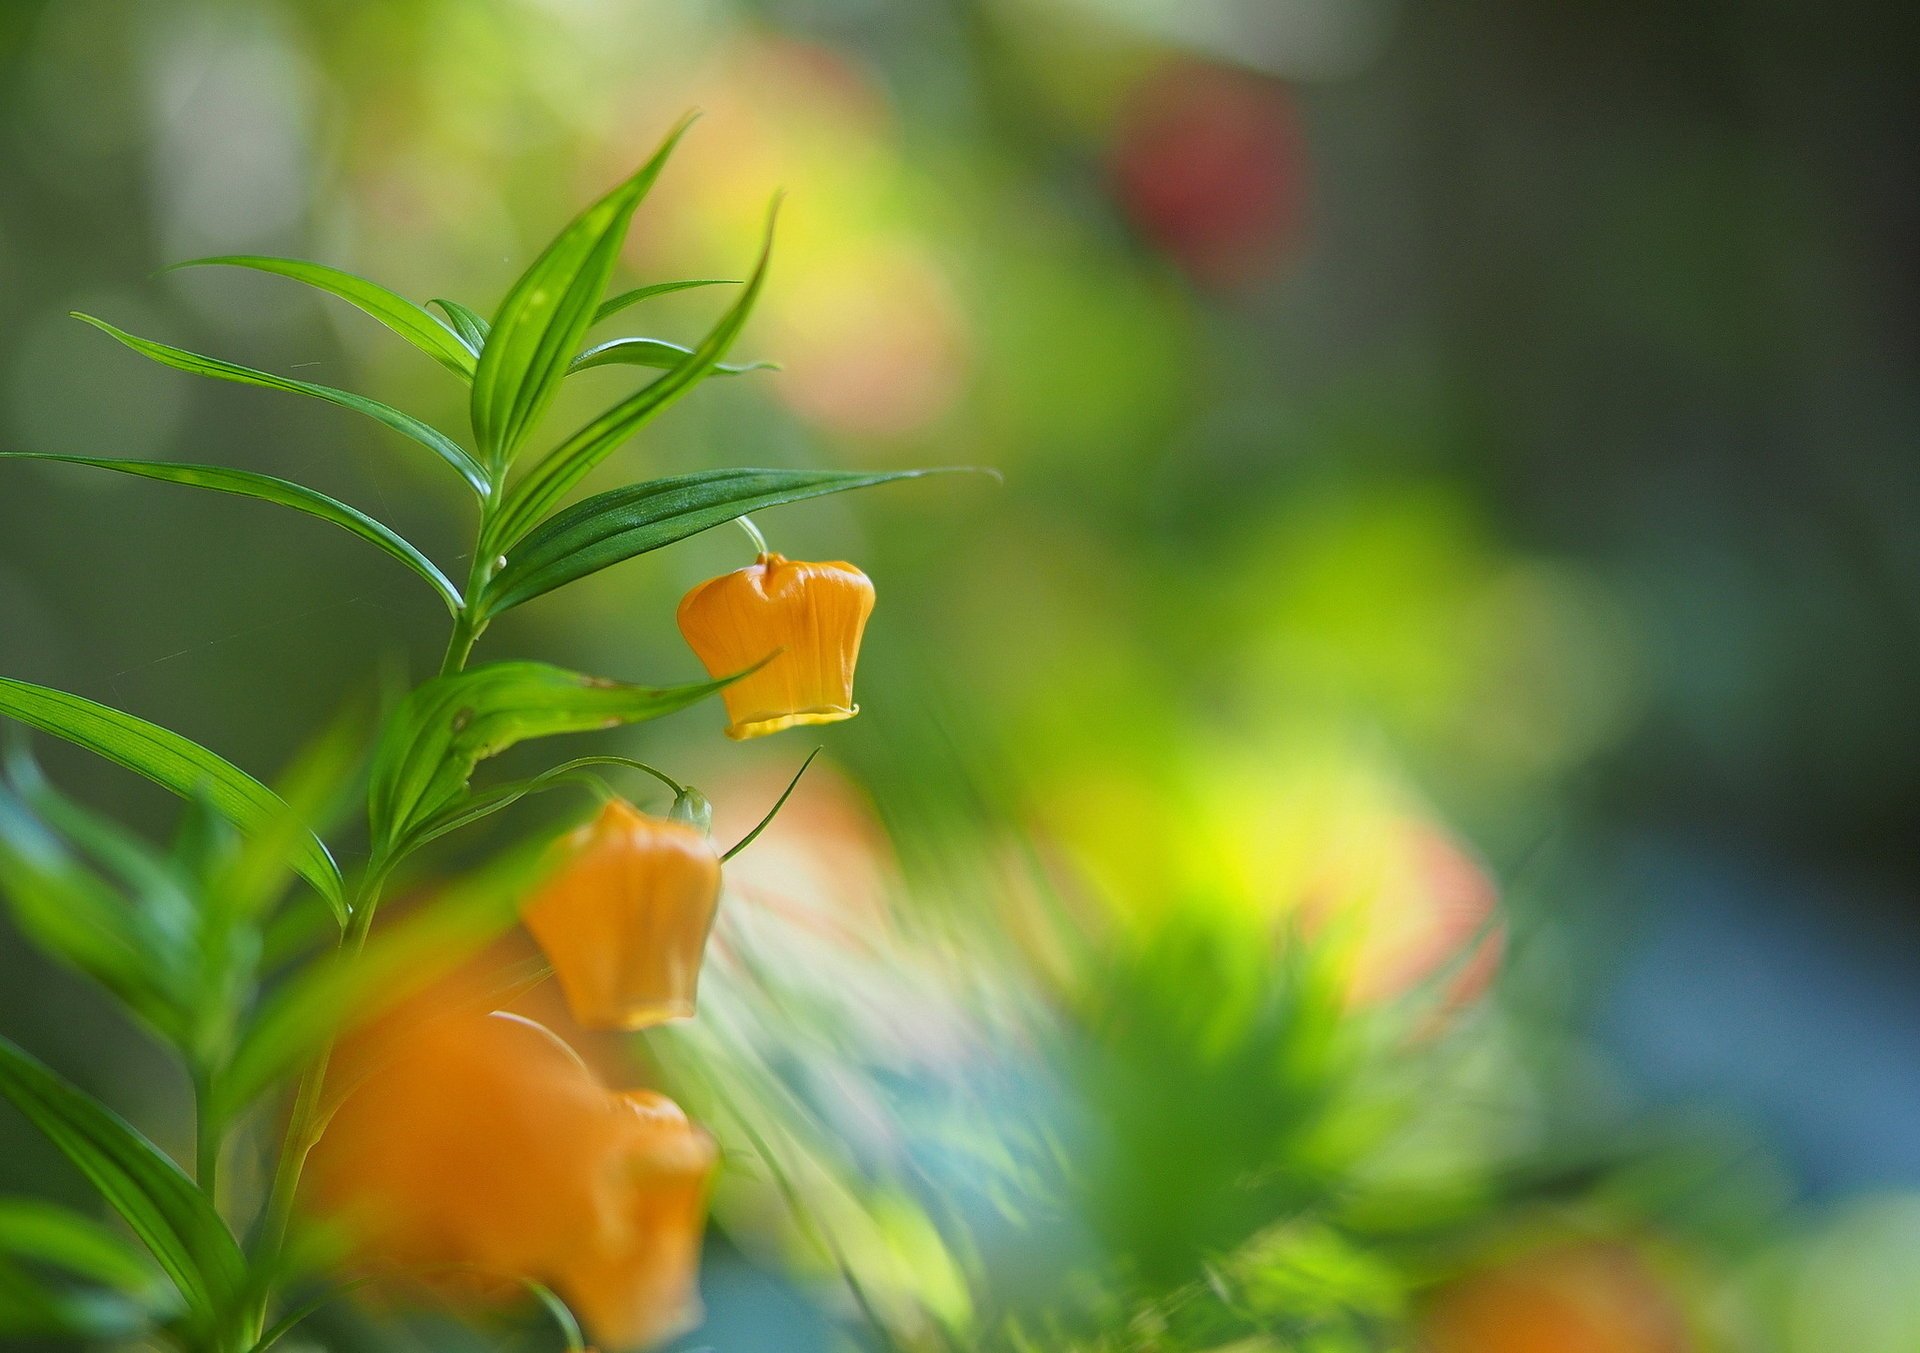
[0,782,200,1043]
[0,124,954,1352]
[593,277,737,324]
[72,313,489,494]
[430,297,491,354]
[367,661,738,858]
[482,467,959,614]
[0,1198,167,1298]
[0,676,345,915]
[167,256,478,379]
[568,334,775,377]
[483,200,781,551]
[470,116,693,472]
[0,1198,172,1339]
[0,452,462,612]
[216,847,545,1121]
[0,1037,247,1340]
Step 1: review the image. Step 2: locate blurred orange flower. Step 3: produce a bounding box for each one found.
[677,553,874,739]
[522,798,722,1031]
[1420,1242,1692,1353]
[305,997,717,1350]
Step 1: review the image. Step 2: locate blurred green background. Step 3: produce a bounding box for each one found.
[4,1,1919,1349]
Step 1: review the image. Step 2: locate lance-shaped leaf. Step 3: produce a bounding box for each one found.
[431,299,490,354]
[0,453,460,613]
[0,677,344,919]
[0,1036,246,1334]
[569,336,775,377]
[0,793,194,1044]
[167,256,475,379]
[217,846,547,1119]
[593,278,737,325]
[482,466,954,616]
[0,1200,165,1298]
[486,202,779,553]
[367,661,733,854]
[0,1262,154,1342]
[72,314,487,496]
[471,116,694,472]
[398,753,680,855]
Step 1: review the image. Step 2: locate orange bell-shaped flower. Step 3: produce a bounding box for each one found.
[522,798,721,1030]
[676,553,875,739]
[305,996,718,1350]
[564,1090,718,1347]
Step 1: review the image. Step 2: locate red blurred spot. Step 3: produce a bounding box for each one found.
[1110,62,1310,286]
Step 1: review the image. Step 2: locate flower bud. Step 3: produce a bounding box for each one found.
[675,552,875,739]
[522,799,721,1030]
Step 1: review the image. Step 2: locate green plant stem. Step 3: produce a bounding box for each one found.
[193,1066,222,1202]
[253,490,496,1337]
[248,873,383,1338]
[440,610,483,675]
[441,510,501,676]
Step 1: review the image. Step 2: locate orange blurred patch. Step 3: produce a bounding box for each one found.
[305,981,717,1350]
[1421,1242,1693,1353]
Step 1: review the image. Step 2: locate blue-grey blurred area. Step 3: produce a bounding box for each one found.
[3,0,1918,1348]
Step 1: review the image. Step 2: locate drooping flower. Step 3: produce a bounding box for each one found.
[305,994,717,1350]
[676,553,875,739]
[522,798,722,1031]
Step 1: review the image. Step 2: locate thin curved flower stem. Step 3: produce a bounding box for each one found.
[735,512,770,556]
[722,747,820,861]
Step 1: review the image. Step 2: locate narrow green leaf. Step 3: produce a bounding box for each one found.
[484,466,953,615]
[397,765,599,855]
[431,298,491,354]
[472,116,695,471]
[0,677,345,919]
[0,1260,154,1341]
[167,255,476,379]
[0,793,193,1042]
[569,336,775,377]
[204,694,372,928]
[217,847,547,1119]
[487,201,780,552]
[398,753,675,854]
[594,278,738,325]
[0,453,461,613]
[4,751,196,935]
[367,661,733,854]
[0,1035,246,1332]
[0,1200,162,1295]
[73,314,487,496]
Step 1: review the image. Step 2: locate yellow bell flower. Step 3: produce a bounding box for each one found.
[676,552,875,739]
[522,798,722,1031]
